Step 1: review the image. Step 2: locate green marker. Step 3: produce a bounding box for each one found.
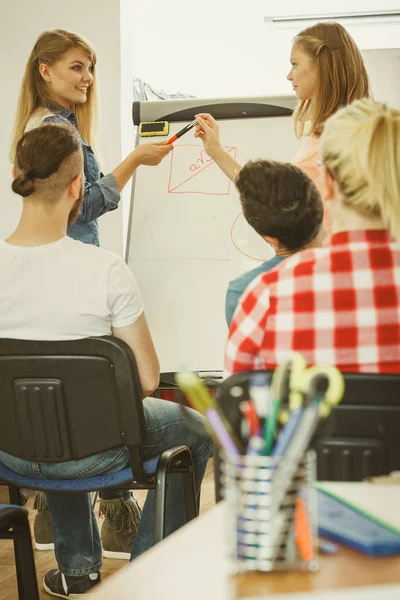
[264,398,281,456]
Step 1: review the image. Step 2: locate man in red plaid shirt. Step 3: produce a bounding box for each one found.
[225,100,400,376]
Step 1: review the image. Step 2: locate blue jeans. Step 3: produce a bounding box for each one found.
[0,397,212,576]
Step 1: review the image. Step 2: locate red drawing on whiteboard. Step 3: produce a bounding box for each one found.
[168,144,237,195]
[231,212,273,262]
[189,149,213,172]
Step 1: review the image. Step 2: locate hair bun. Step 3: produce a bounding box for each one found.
[11,174,35,197]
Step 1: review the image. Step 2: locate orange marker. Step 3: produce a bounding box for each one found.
[294,497,314,561]
[168,119,198,144]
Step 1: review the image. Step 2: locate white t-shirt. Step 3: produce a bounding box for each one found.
[0,236,143,340]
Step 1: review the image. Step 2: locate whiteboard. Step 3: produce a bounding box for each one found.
[127,98,301,373]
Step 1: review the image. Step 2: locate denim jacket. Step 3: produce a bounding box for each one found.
[38,104,120,246]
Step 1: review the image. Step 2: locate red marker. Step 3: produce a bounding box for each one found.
[168,119,198,144]
[240,400,260,437]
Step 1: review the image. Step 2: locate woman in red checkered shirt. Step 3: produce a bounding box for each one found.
[225,99,400,375]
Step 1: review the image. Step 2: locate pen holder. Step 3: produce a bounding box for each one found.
[222,450,318,573]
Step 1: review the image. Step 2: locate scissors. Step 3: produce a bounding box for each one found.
[271,352,344,424]
[267,352,345,456]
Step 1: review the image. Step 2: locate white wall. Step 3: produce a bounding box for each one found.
[0,0,131,256]
[1,1,399,257]
[130,0,400,99]
[120,0,136,253]
[130,2,276,98]
[363,48,400,105]
[123,1,400,248]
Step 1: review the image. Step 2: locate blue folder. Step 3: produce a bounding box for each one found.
[318,489,400,557]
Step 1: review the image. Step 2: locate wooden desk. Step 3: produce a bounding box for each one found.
[88,502,400,599]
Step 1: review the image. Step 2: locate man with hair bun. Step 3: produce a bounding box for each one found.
[0,124,211,598]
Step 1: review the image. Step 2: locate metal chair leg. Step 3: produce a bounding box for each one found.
[13,534,26,600]
[9,485,21,506]
[14,517,40,600]
[153,466,168,544]
[91,491,99,509]
[182,452,198,522]
[8,486,39,600]
[1,505,39,600]
[153,445,198,544]
[213,445,224,502]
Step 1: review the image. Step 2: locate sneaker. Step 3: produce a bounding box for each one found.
[34,491,55,551]
[100,496,141,560]
[43,569,101,598]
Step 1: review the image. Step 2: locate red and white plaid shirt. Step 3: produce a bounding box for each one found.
[225,230,400,375]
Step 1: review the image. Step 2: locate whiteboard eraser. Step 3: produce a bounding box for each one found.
[139,121,169,137]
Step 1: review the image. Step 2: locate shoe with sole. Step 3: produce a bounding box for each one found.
[34,491,55,551]
[43,569,101,598]
[100,496,141,560]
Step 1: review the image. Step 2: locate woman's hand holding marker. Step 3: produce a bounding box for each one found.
[167,119,198,144]
[134,140,173,166]
[194,113,222,159]
[194,113,242,182]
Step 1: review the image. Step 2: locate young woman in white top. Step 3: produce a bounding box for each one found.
[194,21,371,232]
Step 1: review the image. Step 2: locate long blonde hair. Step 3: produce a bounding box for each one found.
[320,99,400,241]
[293,22,371,138]
[11,29,98,161]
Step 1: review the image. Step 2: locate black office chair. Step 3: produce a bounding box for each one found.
[0,336,198,546]
[0,504,39,600]
[214,370,400,500]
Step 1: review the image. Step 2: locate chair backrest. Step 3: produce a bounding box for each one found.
[0,336,147,481]
[216,370,400,481]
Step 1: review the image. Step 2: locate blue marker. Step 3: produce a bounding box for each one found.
[247,434,264,456]
[271,407,304,457]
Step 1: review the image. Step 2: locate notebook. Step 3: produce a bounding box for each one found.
[316,482,400,535]
[317,489,400,556]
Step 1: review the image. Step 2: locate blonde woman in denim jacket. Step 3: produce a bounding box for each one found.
[12,29,171,246]
[11,28,172,560]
